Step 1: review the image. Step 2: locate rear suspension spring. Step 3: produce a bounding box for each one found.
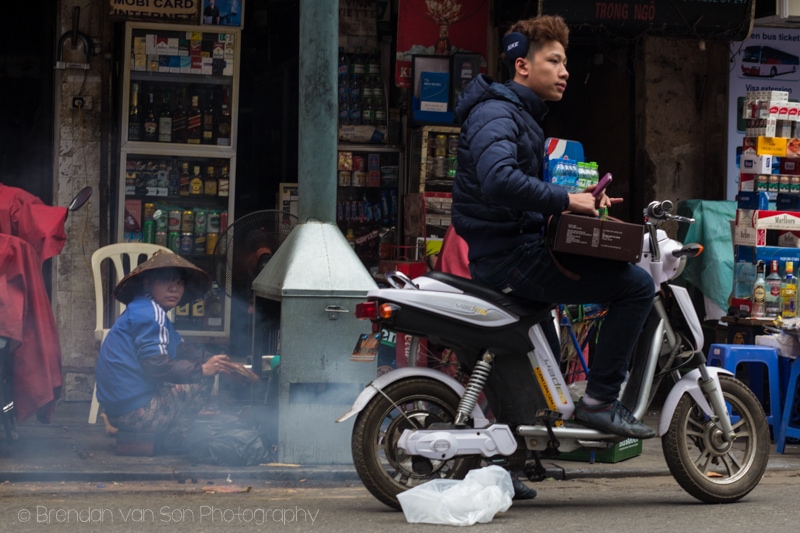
[454,351,493,426]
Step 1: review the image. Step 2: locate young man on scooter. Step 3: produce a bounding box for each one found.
[452,16,656,441]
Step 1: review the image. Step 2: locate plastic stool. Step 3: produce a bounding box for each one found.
[707,343,782,436]
[777,358,800,453]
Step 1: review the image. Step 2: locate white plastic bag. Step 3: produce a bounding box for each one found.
[397,465,513,526]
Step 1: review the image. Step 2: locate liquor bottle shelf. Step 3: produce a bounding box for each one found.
[130,71,234,84]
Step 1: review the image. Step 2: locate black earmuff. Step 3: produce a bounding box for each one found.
[502,31,528,63]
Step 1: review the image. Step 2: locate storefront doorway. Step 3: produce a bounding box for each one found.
[0,1,55,204]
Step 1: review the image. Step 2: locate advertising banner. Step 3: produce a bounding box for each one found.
[539,0,752,40]
[395,0,489,89]
[109,0,198,21]
[727,27,800,200]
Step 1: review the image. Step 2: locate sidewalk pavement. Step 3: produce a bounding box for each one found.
[1,401,799,485]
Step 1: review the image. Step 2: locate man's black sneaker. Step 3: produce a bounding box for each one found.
[574,398,657,439]
[510,472,537,500]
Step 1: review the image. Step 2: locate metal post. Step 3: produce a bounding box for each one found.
[298,0,338,223]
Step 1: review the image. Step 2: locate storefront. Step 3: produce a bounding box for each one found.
[28,0,751,401]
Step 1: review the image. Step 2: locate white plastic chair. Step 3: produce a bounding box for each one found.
[89,243,171,424]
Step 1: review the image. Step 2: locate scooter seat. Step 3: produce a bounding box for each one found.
[423,271,554,318]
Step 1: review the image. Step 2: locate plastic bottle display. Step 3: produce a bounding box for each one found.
[782,261,797,318]
[550,159,600,193]
[766,259,782,318]
[336,48,385,129]
[751,260,766,318]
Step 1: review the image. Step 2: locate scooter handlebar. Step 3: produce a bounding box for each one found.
[645,200,694,225]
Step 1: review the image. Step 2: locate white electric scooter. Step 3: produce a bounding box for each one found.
[339,199,769,509]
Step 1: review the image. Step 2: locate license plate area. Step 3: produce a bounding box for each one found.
[351,333,380,362]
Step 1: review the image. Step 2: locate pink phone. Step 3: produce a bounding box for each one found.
[592,173,613,197]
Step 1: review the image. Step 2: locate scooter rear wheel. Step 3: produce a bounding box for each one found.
[662,374,770,503]
[352,378,481,510]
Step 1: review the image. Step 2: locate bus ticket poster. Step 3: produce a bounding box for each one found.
[727,26,800,200]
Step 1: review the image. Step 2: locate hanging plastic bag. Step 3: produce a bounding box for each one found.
[397,465,513,526]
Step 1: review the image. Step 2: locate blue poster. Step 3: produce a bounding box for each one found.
[202,0,243,27]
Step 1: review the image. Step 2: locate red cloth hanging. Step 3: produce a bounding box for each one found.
[0,184,69,423]
[0,183,67,262]
[0,234,62,423]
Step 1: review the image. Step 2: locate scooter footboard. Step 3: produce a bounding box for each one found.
[657,366,734,436]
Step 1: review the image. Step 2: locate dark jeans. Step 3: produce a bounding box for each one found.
[470,240,654,404]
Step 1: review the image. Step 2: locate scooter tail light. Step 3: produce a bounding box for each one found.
[355,301,379,320]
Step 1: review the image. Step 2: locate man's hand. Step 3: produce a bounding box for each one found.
[567,188,623,216]
[202,354,236,377]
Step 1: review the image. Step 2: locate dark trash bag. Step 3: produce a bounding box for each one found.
[188,416,269,466]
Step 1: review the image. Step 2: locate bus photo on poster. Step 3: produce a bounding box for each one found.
[741,45,800,78]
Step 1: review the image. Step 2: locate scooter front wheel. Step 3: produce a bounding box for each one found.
[351,378,481,510]
[662,374,770,503]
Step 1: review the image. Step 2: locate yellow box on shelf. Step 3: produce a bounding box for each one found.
[757,136,787,157]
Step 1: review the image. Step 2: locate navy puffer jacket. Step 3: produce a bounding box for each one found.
[452,75,569,262]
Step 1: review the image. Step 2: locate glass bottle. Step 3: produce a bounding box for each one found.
[179,162,190,196]
[202,92,215,144]
[204,165,218,196]
[204,282,224,331]
[217,87,232,146]
[751,260,766,318]
[128,82,142,141]
[782,261,797,318]
[191,298,205,330]
[217,166,230,197]
[338,47,350,83]
[174,303,190,329]
[348,70,364,126]
[338,47,350,127]
[351,48,366,82]
[766,259,782,318]
[367,49,381,78]
[157,91,172,143]
[143,90,158,142]
[187,95,202,144]
[172,91,188,144]
[373,78,386,126]
[190,165,203,196]
[362,81,375,126]
[168,157,180,197]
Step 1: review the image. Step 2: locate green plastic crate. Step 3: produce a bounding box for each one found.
[557,437,642,463]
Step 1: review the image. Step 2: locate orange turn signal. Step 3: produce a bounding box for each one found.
[379,303,394,319]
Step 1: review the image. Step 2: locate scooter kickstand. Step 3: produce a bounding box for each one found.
[535,409,562,453]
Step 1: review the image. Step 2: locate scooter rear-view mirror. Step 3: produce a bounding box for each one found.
[67,186,93,212]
